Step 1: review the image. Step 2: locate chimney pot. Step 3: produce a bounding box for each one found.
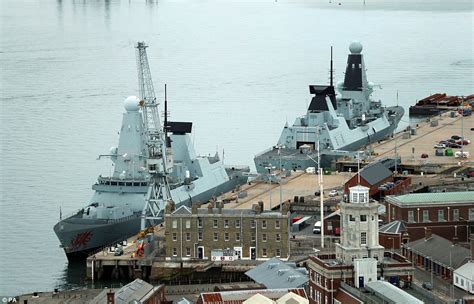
[424,227,432,240]
[106,289,115,304]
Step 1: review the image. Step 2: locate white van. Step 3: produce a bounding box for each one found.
[455,151,470,158]
[313,221,321,234]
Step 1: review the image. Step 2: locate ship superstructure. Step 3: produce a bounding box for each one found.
[54,43,248,259]
[254,42,404,172]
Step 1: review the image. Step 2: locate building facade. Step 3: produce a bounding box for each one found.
[164,201,290,261]
[336,186,385,263]
[385,191,474,242]
[307,186,414,304]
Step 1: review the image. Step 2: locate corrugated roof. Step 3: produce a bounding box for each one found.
[387,191,473,206]
[360,162,392,185]
[407,234,471,268]
[245,257,308,289]
[379,221,406,234]
[365,281,423,304]
[454,261,474,280]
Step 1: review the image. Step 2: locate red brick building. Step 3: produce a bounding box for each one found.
[401,232,473,283]
[385,191,474,242]
[379,220,410,250]
[344,162,393,197]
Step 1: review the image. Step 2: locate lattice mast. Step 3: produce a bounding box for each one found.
[136,42,173,230]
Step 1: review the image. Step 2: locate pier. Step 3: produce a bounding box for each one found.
[86,111,473,284]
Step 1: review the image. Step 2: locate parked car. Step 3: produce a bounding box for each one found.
[328,190,339,197]
[313,221,321,234]
[447,138,456,143]
[422,282,433,290]
[114,246,124,256]
[455,139,470,145]
[421,153,429,158]
[434,143,446,149]
[447,143,462,148]
[451,135,462,140]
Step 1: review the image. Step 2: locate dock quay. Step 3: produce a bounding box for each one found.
[336,110,474,174]
[85,111,473,287]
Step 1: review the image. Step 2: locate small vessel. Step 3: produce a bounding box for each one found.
[254,42,404,172]
[54,44,249,260]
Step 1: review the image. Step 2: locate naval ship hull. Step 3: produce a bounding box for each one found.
[54,169,248,260]
[255,106,404,172]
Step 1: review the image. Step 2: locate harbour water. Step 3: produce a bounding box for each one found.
[0,0,473,296]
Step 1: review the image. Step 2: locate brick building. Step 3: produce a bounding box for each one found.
[343,162,393,197]
[401,232,473,283]
[307,185,414,304]
[385,191,474,242]
[164,201,290,261]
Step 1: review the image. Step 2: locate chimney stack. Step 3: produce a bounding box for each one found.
[192,203,199,214]
[217,201,223,214]
[106,289,115,304]
[258,201,264,213]
[207,201,214,214]
[424,227,432,240]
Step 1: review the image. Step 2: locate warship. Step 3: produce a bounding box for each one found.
[54,44,249,260]
[254,42,404,173]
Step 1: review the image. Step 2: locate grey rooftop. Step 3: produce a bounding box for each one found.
[245,257,309,289]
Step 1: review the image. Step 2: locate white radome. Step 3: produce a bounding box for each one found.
[124,96,140,112]
[349,41,363,54]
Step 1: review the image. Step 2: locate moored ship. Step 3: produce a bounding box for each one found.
[254,42,404,172]
[54,44,249,260]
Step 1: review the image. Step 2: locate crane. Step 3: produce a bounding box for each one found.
[136,41,173,230]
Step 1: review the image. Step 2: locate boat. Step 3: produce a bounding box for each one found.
[254,42,405,173]
[54,44,249,260]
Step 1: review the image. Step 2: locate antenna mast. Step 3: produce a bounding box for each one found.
[136,42,173,230]
[330,46,334,87]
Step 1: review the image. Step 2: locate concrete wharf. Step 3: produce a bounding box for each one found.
[337,111,474,173]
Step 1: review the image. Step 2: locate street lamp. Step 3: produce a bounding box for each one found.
[276,144,283,211]
[265,164,276,210]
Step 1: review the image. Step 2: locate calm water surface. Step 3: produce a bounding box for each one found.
[0,0,473,296]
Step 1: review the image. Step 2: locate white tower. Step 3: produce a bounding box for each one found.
[335,185,385,264]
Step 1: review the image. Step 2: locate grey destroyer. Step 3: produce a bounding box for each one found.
[254,42,404,173]
[54,43,249,260]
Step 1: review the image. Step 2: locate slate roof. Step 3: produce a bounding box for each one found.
[90,279,161,304]
[365,281,423,304]
[386,191,474,207]
[245,257,308,289]
[360,162,392,185]
[406,234,471,268]
[379,221,406,234]
[454,261,474,281]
